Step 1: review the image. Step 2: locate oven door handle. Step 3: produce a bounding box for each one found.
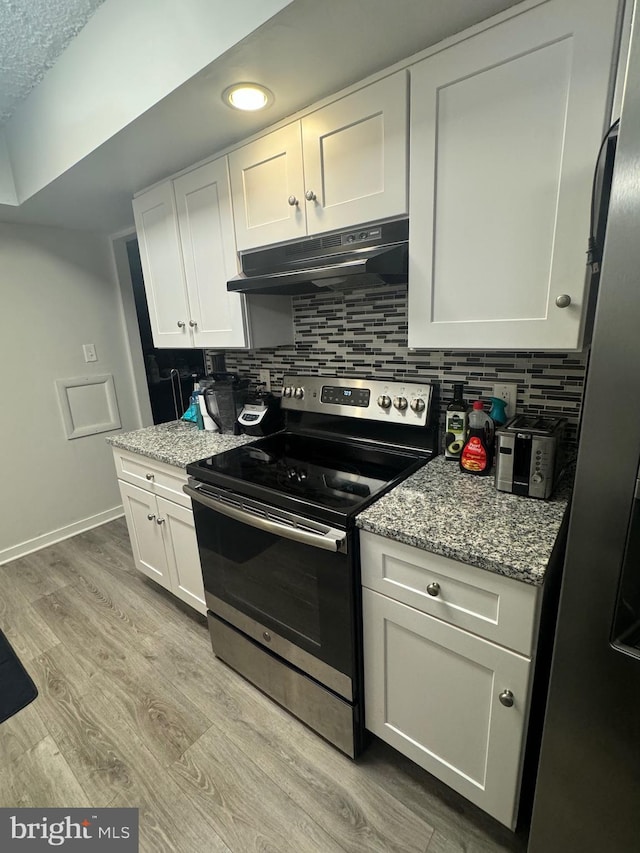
[183,484,346,552]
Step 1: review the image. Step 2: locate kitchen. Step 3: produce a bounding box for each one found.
[1,0,638,851]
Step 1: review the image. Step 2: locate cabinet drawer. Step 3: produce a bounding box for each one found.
[360,531,539,656]
[112,448,190,508]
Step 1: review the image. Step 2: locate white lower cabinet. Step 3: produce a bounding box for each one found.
[114,450,206,615]
[361,531,540,829]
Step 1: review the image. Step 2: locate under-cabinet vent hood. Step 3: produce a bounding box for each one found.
[227,219,408,296]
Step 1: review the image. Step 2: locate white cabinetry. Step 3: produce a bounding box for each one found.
[361,531,541,829]
[113,449,206,615]
[229,72,408,250]
[407,0,620,351]
[133,157,292,350]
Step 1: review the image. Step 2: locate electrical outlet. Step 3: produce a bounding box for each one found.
[82,344,97,363]
[492,382,518,419]
[259,368,271,392]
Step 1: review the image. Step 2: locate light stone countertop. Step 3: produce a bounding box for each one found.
[106,420,254,468]
[356,455,571,586]
[108,424,570,585]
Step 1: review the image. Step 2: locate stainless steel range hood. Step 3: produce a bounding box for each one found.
[227,219,408,296]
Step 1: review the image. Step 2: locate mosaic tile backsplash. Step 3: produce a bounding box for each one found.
[210,284,589,446]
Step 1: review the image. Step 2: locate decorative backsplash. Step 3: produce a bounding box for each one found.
[210,284,589,445]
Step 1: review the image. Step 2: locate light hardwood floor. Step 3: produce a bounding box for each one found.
[0,519,527,853]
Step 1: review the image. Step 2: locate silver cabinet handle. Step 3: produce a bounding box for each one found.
[147,513,156,521]
[555,294,571,308]
[305,190,317,201]
[177,320,186,328]
[427,582,440,597]
[499,689,514,707]
[145,473,154,481]
[189,320,197,327]
[156,517,165,525]
[287,195,299,206]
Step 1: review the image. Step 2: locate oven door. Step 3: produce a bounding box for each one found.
[184,482,355,700]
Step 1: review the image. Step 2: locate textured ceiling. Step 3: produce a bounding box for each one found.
[0,0,106,124]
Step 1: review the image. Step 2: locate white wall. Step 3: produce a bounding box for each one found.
[0,222,141,562]
[0,132,17,205]
[3,0,292,204]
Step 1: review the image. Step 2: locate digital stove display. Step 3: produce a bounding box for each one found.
[321,385,370,407]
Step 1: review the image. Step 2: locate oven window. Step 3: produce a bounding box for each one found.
[193,501,353,676]
[220,528,322,646]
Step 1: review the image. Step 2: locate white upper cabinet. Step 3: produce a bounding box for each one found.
[133,182,190,348]
[230,71,408,251]
[408,0,621,351]
[228,123,307,251]
[133,157,293,350]
[301,73,408,235]
[173,159,247,349]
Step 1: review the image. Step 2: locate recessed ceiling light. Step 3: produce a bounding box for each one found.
[223,83,274,112]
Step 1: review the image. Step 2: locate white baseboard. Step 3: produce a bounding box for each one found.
[0,506,125,566]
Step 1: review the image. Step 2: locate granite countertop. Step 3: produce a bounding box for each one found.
[106,420,254,468]
[357,455,571,586]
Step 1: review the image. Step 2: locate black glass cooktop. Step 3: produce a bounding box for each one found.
[186,431,428,523]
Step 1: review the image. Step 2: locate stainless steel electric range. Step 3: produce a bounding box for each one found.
[184,375,437,757]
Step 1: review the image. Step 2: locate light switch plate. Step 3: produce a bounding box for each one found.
[83,344,98,363]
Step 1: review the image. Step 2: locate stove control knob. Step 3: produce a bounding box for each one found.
[377,395,392,409]
[410,398,425,413]
[393,396,408,411]
[294,387,304,399]
[283,386,292,397]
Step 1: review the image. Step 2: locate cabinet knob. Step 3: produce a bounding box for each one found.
[189,320,197,327]
[499,689,514,707]
[555,294,571,308]
[287,195,299,207]
[427,582,440,597]
[177,320,186,328]
[147,513,156,521]
[145,473,154,481]
[305,190,317,202]
[156,517,165,525]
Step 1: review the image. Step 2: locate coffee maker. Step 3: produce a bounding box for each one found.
[237,391,283,436]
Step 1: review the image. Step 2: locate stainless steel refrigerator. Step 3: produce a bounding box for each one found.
[528,4,640,851]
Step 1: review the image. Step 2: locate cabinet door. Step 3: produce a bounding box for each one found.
[229,122,306,250]
[118,481,170,589]
[302,72,408,234]
[157,497,206,615]
[132,182,192,348]
[408,0,620,351]
[174,158,249,349]
[363,588,532,829]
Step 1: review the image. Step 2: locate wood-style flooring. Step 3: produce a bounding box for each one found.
[0,519,527,853]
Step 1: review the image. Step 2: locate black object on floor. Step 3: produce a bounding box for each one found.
[0,628,37,723]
